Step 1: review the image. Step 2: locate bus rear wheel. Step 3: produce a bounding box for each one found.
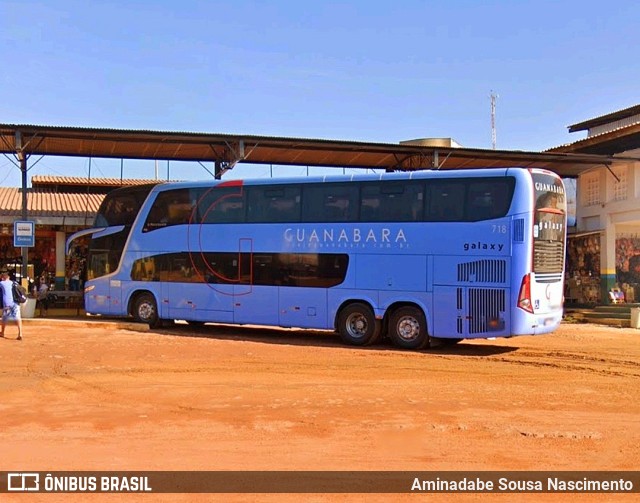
[388,306,430,350]
[337,303,381,346]
[134,293,160,328]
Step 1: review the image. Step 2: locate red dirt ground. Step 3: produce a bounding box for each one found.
[0,318,638,502]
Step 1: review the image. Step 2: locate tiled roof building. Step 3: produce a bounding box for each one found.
[0,187,103,225]
[0,176,161,287]
[0,176,162,225]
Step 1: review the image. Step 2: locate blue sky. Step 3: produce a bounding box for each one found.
[1,0,638,186]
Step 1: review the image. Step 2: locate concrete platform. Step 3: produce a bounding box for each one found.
[565,304,640,329]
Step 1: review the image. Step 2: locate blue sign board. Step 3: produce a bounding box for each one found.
[14,220,35,247]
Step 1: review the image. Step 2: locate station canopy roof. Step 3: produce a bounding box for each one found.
[0,123,629,178]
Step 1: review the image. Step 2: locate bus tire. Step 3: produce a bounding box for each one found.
[388,306,430,350]
[134,293,160,328]
[337,303,381,346]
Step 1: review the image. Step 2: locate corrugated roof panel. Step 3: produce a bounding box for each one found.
[568,104,640,132]
[547,122,640,155]
[0,123,624,178]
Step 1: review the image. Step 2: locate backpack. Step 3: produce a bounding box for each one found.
[12,282,28,304]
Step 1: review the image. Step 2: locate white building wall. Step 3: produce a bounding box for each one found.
[575,152,640,301]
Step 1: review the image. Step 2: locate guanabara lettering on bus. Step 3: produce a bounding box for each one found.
[284,227,408,248]
[67,168,567,350]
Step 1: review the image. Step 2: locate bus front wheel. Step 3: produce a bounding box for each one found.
[337,303,381,346]
[388,306,430,350]
[134,293,160,328]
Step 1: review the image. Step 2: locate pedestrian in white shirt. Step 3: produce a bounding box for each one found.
[0,271,23,340]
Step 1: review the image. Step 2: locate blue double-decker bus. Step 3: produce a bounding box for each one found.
[67,168,566,349]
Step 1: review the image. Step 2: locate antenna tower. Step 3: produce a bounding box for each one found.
[490,91,498,149]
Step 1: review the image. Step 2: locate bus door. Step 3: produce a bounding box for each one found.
[83,250,123,316]
[83,278,111,315]
[68,225,130,317]
[278,253,337,329]
[85,245,123,316]
[107,278,124,315]
[232,240,280,325]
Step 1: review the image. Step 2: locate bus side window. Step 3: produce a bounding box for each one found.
[384,182,424,221]
[467,179,514,221]
[426,182,465,221]
[303,184,358,222]
[143,189,194,231]
[100,192,145,227]
[467,182,496,221]
[360,181,424,222]
[218,200,245,222]
[247,185,301,223]
[360,186,381,222]
[167,194,195,224]
[197,187,245,224]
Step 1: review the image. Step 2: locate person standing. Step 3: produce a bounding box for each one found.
[69,266,80,291]
[0,271,23,340]
[36,276,49,317]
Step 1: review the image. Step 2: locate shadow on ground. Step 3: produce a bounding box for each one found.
[153,321,518,357]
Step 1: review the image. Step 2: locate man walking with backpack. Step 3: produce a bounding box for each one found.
[0,271,23,340]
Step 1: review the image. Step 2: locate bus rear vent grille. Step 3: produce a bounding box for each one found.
[467,288,506,335]
[513,218,525,242]
[534,241,565,274]
[458,259,507,284]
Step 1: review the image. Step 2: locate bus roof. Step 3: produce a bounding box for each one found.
[152,167,548,191]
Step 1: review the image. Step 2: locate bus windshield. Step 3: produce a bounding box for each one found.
[95,185,157,227]
[532,173,566,274]
[87,184,156,279]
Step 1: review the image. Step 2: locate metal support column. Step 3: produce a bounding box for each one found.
[19,152,28,281]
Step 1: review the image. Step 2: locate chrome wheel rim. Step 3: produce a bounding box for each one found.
[139,302,155,321]
[397,316,420,341]
[346,313,368,339]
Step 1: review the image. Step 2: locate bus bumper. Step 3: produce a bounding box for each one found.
[532,312,563,335]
